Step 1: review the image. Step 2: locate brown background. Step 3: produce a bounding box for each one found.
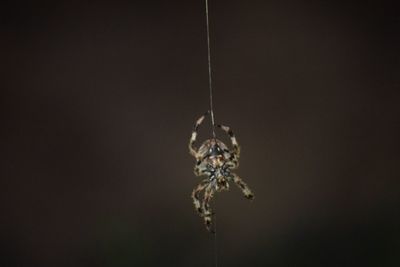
[1,0,400,266]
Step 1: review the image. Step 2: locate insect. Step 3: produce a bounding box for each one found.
[189,111,254,231]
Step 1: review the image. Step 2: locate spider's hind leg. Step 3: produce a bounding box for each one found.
[231,173,254,200]
[191,179,209,215]
[202,183,216,232]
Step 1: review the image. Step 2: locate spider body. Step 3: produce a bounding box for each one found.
[189,111,254,231]
[196,139,231,191]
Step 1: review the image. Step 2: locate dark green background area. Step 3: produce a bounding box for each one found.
[1,0,399,266]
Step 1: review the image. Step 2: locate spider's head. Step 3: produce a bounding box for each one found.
[208,144,226,169]
[208,143,224,157]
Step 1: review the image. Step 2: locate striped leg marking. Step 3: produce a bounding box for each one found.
[191,179,209,215]
[232,173,254,200]
[202,183,215,232]
[216,124,240,157]
[189,111,210,158]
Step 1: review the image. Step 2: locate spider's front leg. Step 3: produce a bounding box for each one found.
[202,183,216,232]
[189,111,209,158]
[217,124,240,168]
[191,179,209,215]
[231,173,254,200]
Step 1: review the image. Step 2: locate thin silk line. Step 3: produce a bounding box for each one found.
[205,1,218,266]
[205,2,219,267]
[213,214,218,267]
[205,0,216,138]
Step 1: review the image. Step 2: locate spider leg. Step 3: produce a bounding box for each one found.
[202,182,216,232]
[231,173,254,200]
[191,179,209,215]
[216,124,240,167]
[189,111,210,158]
[194,162,209,177]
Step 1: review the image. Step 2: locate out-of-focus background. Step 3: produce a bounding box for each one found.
[1,0,400,266]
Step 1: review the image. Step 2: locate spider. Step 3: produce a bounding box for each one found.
[189,111,254,232]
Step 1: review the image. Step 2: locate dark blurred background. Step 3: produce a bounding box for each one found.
[1,0,400,266]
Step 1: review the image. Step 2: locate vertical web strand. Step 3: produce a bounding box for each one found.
[213,212,218,267]
[205,0,216,139]
[205,1,218,267]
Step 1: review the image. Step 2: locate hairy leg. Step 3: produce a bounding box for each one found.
[202,183,216,231]
[191,179,209,215]
[189,111,209,158]
[231,173,254,200]
[216,124,240,167]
